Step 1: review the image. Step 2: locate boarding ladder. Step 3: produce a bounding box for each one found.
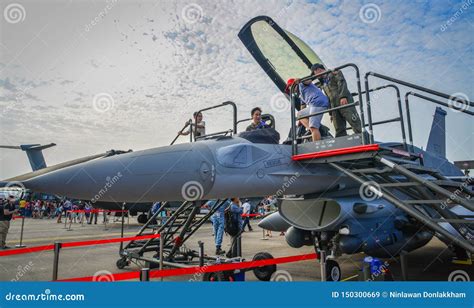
[288,64,474,254]
[118,199,229,268]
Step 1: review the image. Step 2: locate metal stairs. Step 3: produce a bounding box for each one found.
[119,199,228,267]
[326,149,474,254]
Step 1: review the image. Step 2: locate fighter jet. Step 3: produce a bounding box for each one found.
[2,16,472,280]
[0,143,153,222]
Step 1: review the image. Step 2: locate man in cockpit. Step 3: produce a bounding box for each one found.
[246,107,269,131]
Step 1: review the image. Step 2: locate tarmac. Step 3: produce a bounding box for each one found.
[0,215,472,282]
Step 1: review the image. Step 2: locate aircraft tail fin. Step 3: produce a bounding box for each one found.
[426,107,447,158]
[0,143,56,171]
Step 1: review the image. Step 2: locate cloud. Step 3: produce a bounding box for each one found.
[0,0,472,178]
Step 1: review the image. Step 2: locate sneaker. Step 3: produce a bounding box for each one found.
[215,248,225,255]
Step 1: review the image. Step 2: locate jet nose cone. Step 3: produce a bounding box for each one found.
[258,212,291,232]
[25,143,216,202]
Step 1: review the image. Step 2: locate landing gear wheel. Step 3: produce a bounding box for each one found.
[116,257,128,269]
[137,214,148,224]
[325,259,341,281]
[252,252,277,281]
[202,271,228,282]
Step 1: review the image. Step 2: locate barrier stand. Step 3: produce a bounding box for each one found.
[159,231,164,282]
[52,242,62,281]
[15,216,26,248]
[60,251,318,282]
[198,241,204,267]
[80,211,85,227]
[104,211,109,231]
[361,261,371,281]
[140,268,150,281]
[127,210,130,226]
[400,250,408,281]
[236,235,242,257]
[120,204,125,252]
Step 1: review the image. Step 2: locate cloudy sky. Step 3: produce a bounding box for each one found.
[0,0,473,178]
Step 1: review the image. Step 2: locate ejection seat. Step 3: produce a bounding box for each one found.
[236,113,280,144]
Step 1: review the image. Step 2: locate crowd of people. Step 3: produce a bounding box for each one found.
[0,195,126,249]
[202,196,278,257]
[13,199,102,224]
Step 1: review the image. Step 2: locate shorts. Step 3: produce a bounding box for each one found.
[297,106,327,129]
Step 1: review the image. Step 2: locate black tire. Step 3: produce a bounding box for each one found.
[137,214,148,224]
[252,252,277,281]
[116,258,128,269]
[202,271,228,282]
[325,259,341,281]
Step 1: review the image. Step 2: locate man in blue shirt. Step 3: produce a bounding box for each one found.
[226,197,243,258]
[206,199,228,255]
[286,77,329,141]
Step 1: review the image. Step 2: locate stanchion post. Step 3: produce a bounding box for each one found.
[400,250,408,281]
[236,234,242,257]
[120,204,125,252]
[140,268,150,281]
[159,231,164,282]
[15,216,26,248]
[362,261,371,281]
[104,211,108,231]
[52,242,62,281]
[198,241,204,267]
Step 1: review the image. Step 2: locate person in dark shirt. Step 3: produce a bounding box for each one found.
[246,107,269,131]
[0,198,18,249]
[311,63,362,137]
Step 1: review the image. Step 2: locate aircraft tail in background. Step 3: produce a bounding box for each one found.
[426,107,447,158]
[0,143,56,171]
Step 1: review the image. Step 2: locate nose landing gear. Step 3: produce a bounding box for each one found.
[313,232,342,282]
